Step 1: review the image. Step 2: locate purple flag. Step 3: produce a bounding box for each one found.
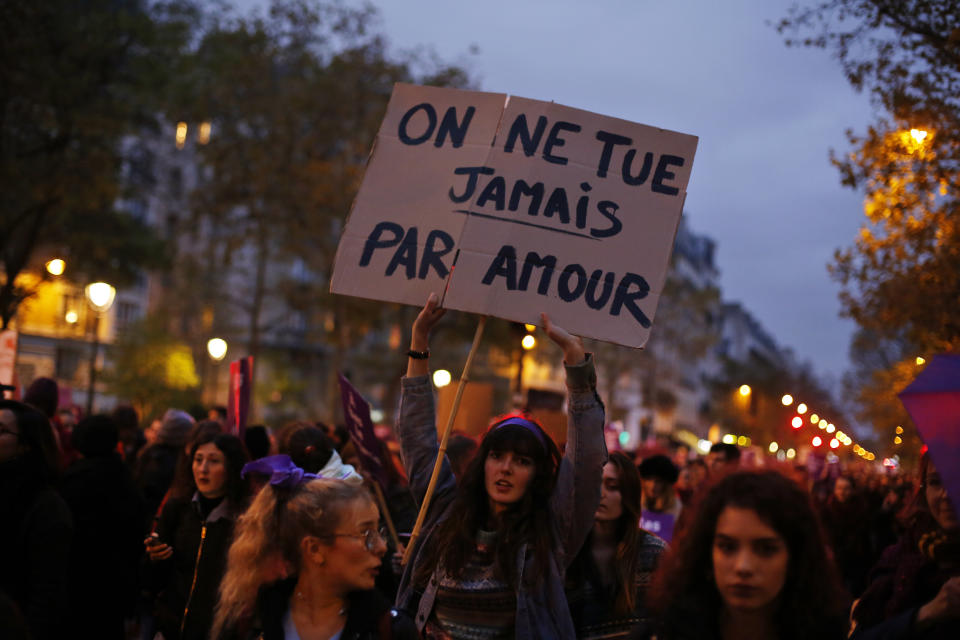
[640,511,676,542]
[338,373,389,490]
[899,353,960,524]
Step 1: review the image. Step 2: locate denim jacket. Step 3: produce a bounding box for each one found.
[394,355,607,639]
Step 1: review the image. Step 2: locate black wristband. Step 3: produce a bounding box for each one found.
[407,349,430,360]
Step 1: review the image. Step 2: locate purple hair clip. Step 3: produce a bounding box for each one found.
[241,454,318,489]
[493,417,548,448]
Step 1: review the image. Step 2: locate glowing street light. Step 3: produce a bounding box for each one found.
[910,128,928,144]
[769,442,779,453]
[812,436,823,447]
[46,258,65,276]
[175,121,188,149]
[791,416,803,429]
[810,413,819,424]
[916,356,926,365]
[830,438,840,449]
[826,423,836,433]
[739,384,752,397]
[64,310,79,324]
[524,324,537,332]
[781,394,793,406]
[895,426,904,434]
[521,334,536,350]
[84,282,116,313]
[84,281,116,414]
[786,448,796,459]
[894,436,903,445]
[207,338,228,361]
[797,403,807,414]
[819,419,828,429]
[433,369,452,388]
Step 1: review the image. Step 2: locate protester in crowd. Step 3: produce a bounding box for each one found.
[144,431,248,640]
[136,408,196,521]
[851,453,960,639]
[446,431,479,483]
[212,458,417,640]
[638,454,682,542]
[164,420,226,505]
[0,399,73,640]
[395,293,606,639]
[208,405,228,428]
[644,470,849,640]
[22,376,71,466]
[112,403,145,465]
[245,424,273,460]
[676,458,708,505]
[567,451,667,639]
[59,414,145,639]
[707,442,740,477]
[820,474,872,597]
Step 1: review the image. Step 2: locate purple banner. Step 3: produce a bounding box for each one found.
[338,373,389,490]
[899,353,960,524]
[640,511,676,542]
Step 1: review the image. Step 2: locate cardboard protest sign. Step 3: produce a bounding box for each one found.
[338,373,389,490]
[226,356,253,438]
[331,83,697,348]
[899,353,960,524]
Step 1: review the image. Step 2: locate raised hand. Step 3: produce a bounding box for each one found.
[541,312,585,365]
[411,292,446,351]
[407,292,446,378]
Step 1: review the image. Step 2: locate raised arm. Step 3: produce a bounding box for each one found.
[541,313,607,569]
[396,293,456,509]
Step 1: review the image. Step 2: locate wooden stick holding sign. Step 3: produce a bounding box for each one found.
[402,300,487,566]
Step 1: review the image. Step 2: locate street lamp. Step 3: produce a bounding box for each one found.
[84,282,116,414]
[207,338,228,361]
[433,369,452,388]
[739,384,751,397]
[46,258,65,276]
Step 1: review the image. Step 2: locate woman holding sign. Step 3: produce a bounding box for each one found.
[394,293,606,639]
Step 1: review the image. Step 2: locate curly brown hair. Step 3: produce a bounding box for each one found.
[648,470,849,640]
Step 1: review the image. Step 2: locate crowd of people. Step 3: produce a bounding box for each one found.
[1,296,958,639]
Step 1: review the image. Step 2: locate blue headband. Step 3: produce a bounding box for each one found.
[493,417,548,449]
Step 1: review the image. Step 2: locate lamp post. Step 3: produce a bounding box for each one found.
[205,337,228,404]
[84,282,116,415]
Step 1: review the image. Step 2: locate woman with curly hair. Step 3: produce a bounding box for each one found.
[212,456,418,640]
[850,452,960,639]
[566,450,667,639]
[395,293,606,639]
[643,470,849,640]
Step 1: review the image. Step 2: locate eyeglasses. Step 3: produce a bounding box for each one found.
[332,527,387,552]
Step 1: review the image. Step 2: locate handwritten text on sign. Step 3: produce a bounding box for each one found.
[331,84,697,347]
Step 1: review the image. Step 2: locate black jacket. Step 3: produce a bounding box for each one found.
[148,494,236,640]
[0,458,73,640]
[59,453,145,639]
[229,578,418,640]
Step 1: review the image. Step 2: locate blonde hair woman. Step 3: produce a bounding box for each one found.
[212,455,417,640]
